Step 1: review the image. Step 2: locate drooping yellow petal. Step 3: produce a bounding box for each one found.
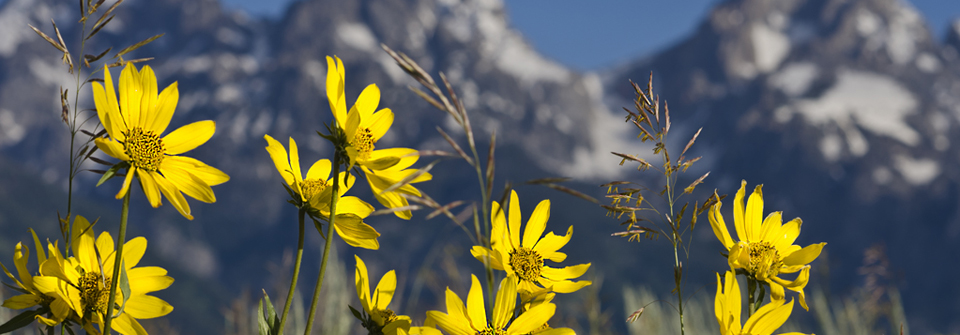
[522,199,550,249]
[709,201,734,249]
[744,185,764,242]
[333,214,380,250]
[112,312,148,335]
[150,82,179,134]
[335,196,374,218]
[2,294,41,309]
[116,166,137,199]
[506,303,555,335]
[138,169,163,207]
[163,120,215,155]
[466,275,487,330]
[162,156,230,186]
[124,295,173,319]
[153,170,193,220]
[367,147,419,172]
[744,299,793,335]
[161,164,216,203]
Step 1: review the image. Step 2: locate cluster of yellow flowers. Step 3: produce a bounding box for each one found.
[708,181,826,334]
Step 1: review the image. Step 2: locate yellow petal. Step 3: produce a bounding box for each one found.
[744,184,764,242]
[127,266,167,279]
[709,201,734,250]
[354,255,371,311]
[744,298,792,335]
[112,312,148,335]
[374,270,397,310]
[470,246,504,270]
[153,170,193,220]
[95,232,115,268]
[119,64,143,129]
[367,147,419,171]
[522,199,550,249]
[334,214,380,250]
[541,264,590,281]
[491,201,506,248]
[444,286,467,322]
[264,134,293,186]
[425,310,472,335]
[305,159,332,181]
[492,277,516,329]
[326,56,347,126]
[733,180,747,242]
[129,275,174,295]
[138,169,163,208]
[336,196,374,218]
[150,82,179,134]
[537,278,591,294]
[12,243,32,288]
[533,227,571,262]
[29,228,46,268]
[782,243,825,266]
[508,190,522,249]
[116,166,137,199]
[124,295,173,319]
[93,81,120,139]
[98,65,125,139]
[466,275,487,330]
[367,108,394,141]
[774,218,802,252]
[758,211,782,243]
[162,156,229,186]
[2,294,41,309]
[162,120,215,155]
[95,138,129,163]
[355,84,381,120]
[288,137,304,185]
[723,271,741,329]
[138,65,158,127]
[506,303,555,335]
[161,164,216,203]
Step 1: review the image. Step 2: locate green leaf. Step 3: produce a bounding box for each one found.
[113,260,132,318]
[0,308,43,333]
[257,291,280,335]
[257,296,269,335]
[348,305,364,321]
[96,161,128,187]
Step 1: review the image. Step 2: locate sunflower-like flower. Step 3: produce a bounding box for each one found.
[426,275,574,335]
[0,230,71,326]
[471,190,591,295]
[715,271,809,335]
[353,255,412,335]
[93,64,229,220]
[326,55,431,220]
[32,216,173,335]
[708,180,825,310]
[264,134,381,249]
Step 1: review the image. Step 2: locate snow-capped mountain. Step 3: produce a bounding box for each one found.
[1,0,959,332]
[608,0,960,332]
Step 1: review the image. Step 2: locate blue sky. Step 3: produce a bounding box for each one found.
[224,0,959,71]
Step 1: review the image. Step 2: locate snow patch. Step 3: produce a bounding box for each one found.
[29,59,74,88]
[856,9,880,36]
[182,56,212,74]
[337,22,377,52]
[873,167,892,185]
[216,27,245,47]
[894,155,939,185]
[560,73,635,180]
[885,6,923,65]
[0,0,36,57]
[790,69,919,146]
[215,84,242,104]
[915,53,940,73]
[819,133,843,162]
[769,62,818,97]
[751,24,790,73]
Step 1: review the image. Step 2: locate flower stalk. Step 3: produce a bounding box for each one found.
[102,189,130,334]
[303,147,342,335]
[277,208,307,334]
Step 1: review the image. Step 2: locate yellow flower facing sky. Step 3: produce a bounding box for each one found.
[715,271,809,335]
[426,275,573,335]
[708,180,825,310]
[354,255,411,335]
[32,216,173,335]
[471,190,591,296]
[326,55,431,220]
[93,64,229,220]
[264,134,381,249]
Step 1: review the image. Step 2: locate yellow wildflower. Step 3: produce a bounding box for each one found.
[0,230,71,326]
[715,271,810,335]
[471,190,591,295]
[33,216,173,335]
[426,275,574,335]
[708,180,825,310]
[93,64,229,220]
[264,134,381,249]
[326,55,431,220]
[354,255,411,335]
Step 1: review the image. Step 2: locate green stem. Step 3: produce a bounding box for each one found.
[663,143,685,335]
[102,190,130,334]
[278,208,306,335]
[303,151,341,335]
[747,277,756,317]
